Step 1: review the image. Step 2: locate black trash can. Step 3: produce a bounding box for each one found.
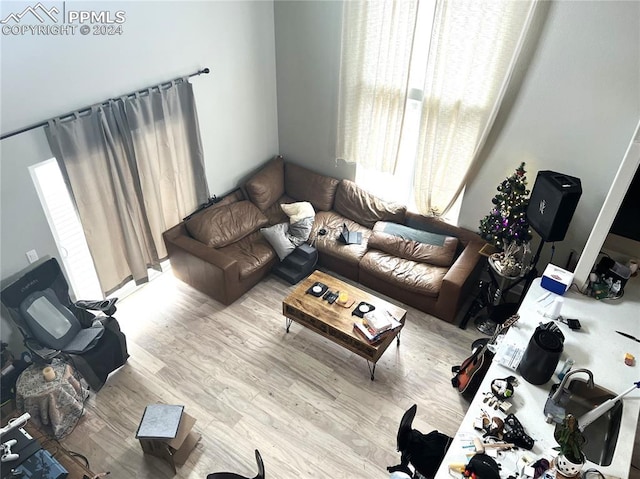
[518,326,564,385]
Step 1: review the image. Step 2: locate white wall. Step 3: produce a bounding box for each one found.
[274,0,640,272]
[459,0,640,270]
[1,0,278,280]
[574,123,640,287]
[1,1,279,347]
[274,0,354,180]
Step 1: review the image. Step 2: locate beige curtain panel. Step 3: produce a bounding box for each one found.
[46,80,209,295]
[413,0,537,216]
[336,0,419,174]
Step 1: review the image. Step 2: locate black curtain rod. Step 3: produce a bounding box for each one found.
[0,67,211,141]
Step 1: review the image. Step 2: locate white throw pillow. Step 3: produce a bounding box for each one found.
[281,201,315,224]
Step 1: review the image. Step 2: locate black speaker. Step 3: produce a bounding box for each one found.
[526,171,582,242]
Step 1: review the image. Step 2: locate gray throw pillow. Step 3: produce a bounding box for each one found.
[261,223,295,261]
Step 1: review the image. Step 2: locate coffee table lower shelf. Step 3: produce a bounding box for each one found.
[284,314,401,380]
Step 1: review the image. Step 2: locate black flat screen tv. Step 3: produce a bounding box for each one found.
[609,165,640,242]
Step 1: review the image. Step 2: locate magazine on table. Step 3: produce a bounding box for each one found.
[354,310,401,342]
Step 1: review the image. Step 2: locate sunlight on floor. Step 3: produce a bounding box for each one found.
[115,271,182,339]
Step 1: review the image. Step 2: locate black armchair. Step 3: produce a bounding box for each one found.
[207,449,265,479]
[1,258,129,391]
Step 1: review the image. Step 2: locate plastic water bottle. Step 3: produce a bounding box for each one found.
[611,280,621,296]
[557,358,574,381]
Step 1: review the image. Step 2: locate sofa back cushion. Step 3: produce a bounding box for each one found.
[334,180,406,228]
[245,156,285,211]
[369,222,459,267]
[185,200,268,248]
[214,188,245,206]
[285,162,339,212]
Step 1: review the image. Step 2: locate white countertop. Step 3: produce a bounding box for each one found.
[436,277,640,479]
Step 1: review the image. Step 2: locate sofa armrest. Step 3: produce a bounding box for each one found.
[164,223,238,272]
[171,235,239,273]
[163,223,240,304]
[438,240,485,322]
[442,240,484,291]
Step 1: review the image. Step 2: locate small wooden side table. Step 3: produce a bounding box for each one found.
[15,358,89,439]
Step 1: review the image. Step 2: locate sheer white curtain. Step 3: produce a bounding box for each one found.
[337,0,537,218]
[414,0,537,216]
[46,80,209,294]
[336,0,418,173]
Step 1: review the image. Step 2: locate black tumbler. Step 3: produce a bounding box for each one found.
[518,328,564,385]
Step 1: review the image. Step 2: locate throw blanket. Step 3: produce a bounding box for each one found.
[383,222,452,246]
[287,216,314,246]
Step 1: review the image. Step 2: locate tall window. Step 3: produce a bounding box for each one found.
[337,0,537,221]
[30,159,103,300]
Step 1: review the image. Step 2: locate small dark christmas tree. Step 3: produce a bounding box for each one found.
[479,162,532,250]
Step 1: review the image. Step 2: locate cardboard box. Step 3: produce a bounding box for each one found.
[138,409,201,473]
[541,264,574,295]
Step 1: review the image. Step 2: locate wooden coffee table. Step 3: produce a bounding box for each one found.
[282,270,406,380]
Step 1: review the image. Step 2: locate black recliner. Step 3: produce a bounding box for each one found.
[1,258,129,391]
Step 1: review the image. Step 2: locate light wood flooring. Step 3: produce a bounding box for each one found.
[60,269,486,478]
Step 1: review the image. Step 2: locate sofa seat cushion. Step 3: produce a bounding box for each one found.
[245,156,285,211]
[370,222,459,267]
[360,250,447,297]
[185,200,268,248]
[218,231,277,279]
[311,211,371,265]
[285,162,340,211]
[334,180,406,228]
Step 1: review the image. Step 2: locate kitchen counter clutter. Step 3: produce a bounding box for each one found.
[436,278,640,479]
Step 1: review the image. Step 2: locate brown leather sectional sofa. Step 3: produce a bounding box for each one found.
[163,156,485,323]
